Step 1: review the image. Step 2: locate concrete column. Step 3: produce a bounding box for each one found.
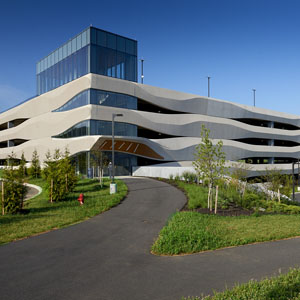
[7,121,14,129]
[268,121,274,163]
[7,140,14,147]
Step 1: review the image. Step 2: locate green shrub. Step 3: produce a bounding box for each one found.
[265,202,300,214]
[169,174,174,181]
[1,153,27,214]
[241,192,261,209]
[182,268,300,300]
[182,171,197,183]
[174,174,181,181]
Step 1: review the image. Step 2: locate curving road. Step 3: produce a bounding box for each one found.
[1,177,300,300]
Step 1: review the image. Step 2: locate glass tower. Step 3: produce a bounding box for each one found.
[36,27,137,95]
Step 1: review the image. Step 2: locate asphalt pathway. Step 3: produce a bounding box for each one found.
[1,177,300,300]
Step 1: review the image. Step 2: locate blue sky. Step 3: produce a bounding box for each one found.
[1,0,300,115]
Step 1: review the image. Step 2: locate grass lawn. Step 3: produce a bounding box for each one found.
[0,177,127,245]
[183,268,300,300]
[152,180,300,255]
[152,212,300,255]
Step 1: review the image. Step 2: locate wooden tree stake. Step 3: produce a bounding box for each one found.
[242,181,246,198]
[50,179,53,203]
[207,184,211,209]
[2,181,4,216]
[210,186,213,212]
[278,188,280,203]
[215,185,219,214]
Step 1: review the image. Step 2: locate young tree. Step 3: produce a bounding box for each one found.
[231,161,252,196]
[43,148,77,202]
[193,125,227,209]
[90,150,109,187]
[60,148,77,193]
[29,149,41,178]
[18,152,27,178]
[43,149,62,202]
[263,167,292,200]
[1,152,27,214]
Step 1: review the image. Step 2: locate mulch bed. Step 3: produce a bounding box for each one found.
[181,203,253,216]
[158,177,254,217]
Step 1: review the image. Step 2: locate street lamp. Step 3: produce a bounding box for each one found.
[140,59,144,84]
[252,89,256,107]
[292,159,300,201]
[207,76,211,97]
[112,113,123,184]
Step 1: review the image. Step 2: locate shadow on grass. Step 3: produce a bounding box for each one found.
[0,212,55,225]
[75,180,101,187]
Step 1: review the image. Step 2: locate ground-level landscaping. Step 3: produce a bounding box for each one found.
[182,268,300,300]
[0,177,127,245]
[152,212,300,255]
[152,180,300,255]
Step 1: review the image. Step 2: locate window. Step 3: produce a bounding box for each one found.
[54,120,137,138]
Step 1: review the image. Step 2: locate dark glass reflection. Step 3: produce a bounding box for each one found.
[37,46,89,95]
[54,120,137,138]
[37,27,137,95]
[53,89,137,112]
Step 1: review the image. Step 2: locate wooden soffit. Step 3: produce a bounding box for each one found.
[96,139,163,160]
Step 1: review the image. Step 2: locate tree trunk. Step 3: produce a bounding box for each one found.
[278,188,280,203]
[215,185,218,214]
[210,186,213,212]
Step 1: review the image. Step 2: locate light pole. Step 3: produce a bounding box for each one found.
[207,76,211,97]
[293,161,296,201]
[252,89,256,107]
[140,59,144,84]
[112,113,123,184]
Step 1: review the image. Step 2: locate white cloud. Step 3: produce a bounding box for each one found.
[0,84,31,113]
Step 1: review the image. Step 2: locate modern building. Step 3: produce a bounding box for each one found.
[1,26,300,177]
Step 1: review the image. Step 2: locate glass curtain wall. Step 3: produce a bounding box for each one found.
[73,151,137,176]
[53,89,137,112]
[37,27,137,95]
[54,120,137,138]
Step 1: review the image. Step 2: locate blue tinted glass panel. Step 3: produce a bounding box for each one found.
[58,47,63,60]
[63,44,67,59]
[86,28,90,44]
[125,39,135,55]
[37,28,137,95]
[53,90,89,112]
[67,41,72,56]
[54,120,89,138]
[90,89,137,110]
[76,35,81,51]
[54,120,137,138]
[90,44,136,82]
[107,33,116,50]
[97,30,106,47]
[72,39,76,54]
[37,46,89,95]
[91,28,97,44]
[54,88,137,112]
[54,50,59,64]
[82,31,87,47]
[117,36,126,52]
